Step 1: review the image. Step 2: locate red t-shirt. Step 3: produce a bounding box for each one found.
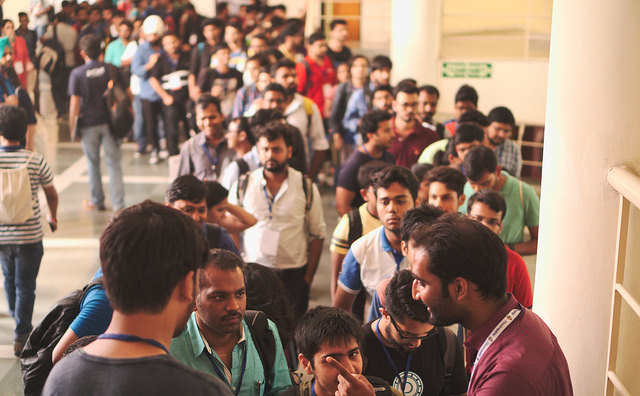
[505,247,533,308]
[296,55,335,118]
[389,117,439,168]
[11,36,31,88]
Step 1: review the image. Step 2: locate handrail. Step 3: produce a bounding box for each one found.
[607,166,640,209]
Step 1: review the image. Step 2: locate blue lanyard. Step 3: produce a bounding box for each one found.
[263,186,275,219]
[311,380,317,396]
[202,142,219,170]
[375,320,413,394]
[203,343,248,396]
[97,333,169,354]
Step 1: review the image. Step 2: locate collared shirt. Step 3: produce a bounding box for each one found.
[465,294,573,395]
[389,118,439,168]
[220,146,261,190]
[495,138,522,178]
[228,167,326,269]
[170,313,292,396]
[284,93,329,159]
[177,132,236,181]
[338,226,407,300]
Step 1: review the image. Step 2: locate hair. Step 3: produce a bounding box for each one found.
[247,53,271,68]
[201,249,245,281]
[424,166,466,197]
[100,201,209,314]
[119,19,133,30]
[453,123,485,146]
[295,306,364,364]
[458,109,489,127]
[396,78,417,89]
[357,160,391,191]
[433,141,452,166]
[0,106,27,142]
[256,120,293,147]
[166,175,206,204]
[202,17,224,30]
[358,110,392,142]
[79,34,101,60]
[454,84,478,106]
[225,21,242,33]
[400,203,445,243]
[308,31,325,45]
[373,165,419,200]
[161,31,179,41]
[371,55,392,71]
[412,214,507,300]
[264,82,286,96]
[418,85,440,99]
[411,163,433,183]
[373,84,393,96]
[54,12,68,23]
[467,188,507,220]
[251,33,268,43]
[330,19,347,30]
[216,2,228,13]
[18,12,28,19]
[280,20,302,39]
[204,181,228,208]
[488,106,515,126]
[230,116,255,145]
[463,146,498,181]
[196,94,222,114]
[212,42,230,55]
[393,83,419,99]
[250,109,285,128]
[385,270,430,323]
[271,57,296,76]
[348,54,368,70]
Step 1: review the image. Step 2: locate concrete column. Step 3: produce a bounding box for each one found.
[389,0,441,86]
[535,1,640,395]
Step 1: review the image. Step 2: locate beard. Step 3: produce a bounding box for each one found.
[264,159,288,173]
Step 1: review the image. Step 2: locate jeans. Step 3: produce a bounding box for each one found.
[0,242,44,340]
[132,95,146,152]
[80,123,125,210]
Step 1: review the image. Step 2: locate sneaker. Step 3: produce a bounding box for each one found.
[133,151,143,159]
[83,200,106,211]
[158,149,169,160]
[149,150,159,165]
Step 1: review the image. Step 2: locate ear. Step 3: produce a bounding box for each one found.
[401,240,408,256]
[299,353,314,375]
[495,166,502,176]
[360,188,369,202]
[448,153,460,165]
[412,278,421,301]
[287,145,293,159]
[449,277,470,302]
[238,131,248,142]
[458,194,466,207]
[380,307,390,319]
[179,270,197,303]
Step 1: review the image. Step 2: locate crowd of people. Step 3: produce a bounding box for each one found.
[0,1,575,395]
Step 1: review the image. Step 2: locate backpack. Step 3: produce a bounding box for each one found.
[104,64,133,139]
[346,207,363,246]
[0,151,35,224]
[20,278,104,396]
[37,25,66,75]
[436,326,459,396]
[244,310,277,391]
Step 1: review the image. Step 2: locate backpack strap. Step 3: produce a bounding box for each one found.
[301,60,312,96]
[236,157,249,176]
[347,208,362,246]
[301,175,313,212]
[244,310,276,391]
[302,97,314,131]
[236,171,251,207]
[437,326,458,396]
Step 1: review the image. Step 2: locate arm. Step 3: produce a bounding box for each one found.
[333,248,362,313]
[43,185,58,231]
[304,238,324,286]
[219,202,257,232]
[335,187,356,217]
[513,226,538,255]
[52,328,78,364]
[304,183,327,285]
[333,286,358,314]
[308,150,327,181]
[149,76,173,106]
[69,95,82,142]
[266,320,293,395]
[330,252,346,301]
[25,124,36,151]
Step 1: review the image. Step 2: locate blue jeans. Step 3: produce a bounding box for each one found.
[0,242,44,340]
[133,95,146,152]
[80,123,125,210]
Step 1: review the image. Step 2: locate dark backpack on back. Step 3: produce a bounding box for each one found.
[244,310,277,390]
[104,64,133,139]
[37,25,66,75]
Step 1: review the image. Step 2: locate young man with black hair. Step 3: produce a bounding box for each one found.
[69,33,125,211]
[197,43,243,117]
[282,306,398,396]
[232,54,270,118]
[224,22,246,71]
[334,166,417,315]
[327,19,351,68]
[419,166,466,214]
[418,85,445,139]
[443,84,478,137]
[188,17,224,99]
[486,106,522,178]
[278,20,304,63]
[370,55,392,88]
[362,270,468,396]
[43,202,232,396]
[372,85,393,112]
[460,146,539,255]
[296,31,336,118]
[171,249,292,396]
[411,215,572,395]
[336,110,395,216]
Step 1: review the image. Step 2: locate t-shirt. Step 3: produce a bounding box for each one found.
[68,60,110,127]
[337,149,395,209]
[361,323,468,396]
[506,247,533,308]
[42,349,233,396]
[390,119,439,169]
[68,270,112,338]
[330,203,382,255]
[151,50,190,104]
[197,67,243,116]
[327,45,352,68]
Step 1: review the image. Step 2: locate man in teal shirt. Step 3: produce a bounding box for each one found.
[171,249,292,396]
[104,20,132,67]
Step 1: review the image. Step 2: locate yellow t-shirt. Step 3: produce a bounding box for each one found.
[330,203,382,255]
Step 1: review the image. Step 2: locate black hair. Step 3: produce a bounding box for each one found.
[100,200,210,314]
[196,94,222,114]
[264,82,286,96]
[280,20,303,39]
[373,165,419,201]
[256,120,293,147]
[271,57,296,76]
[204,181,228,208]
[329,19,347,31]
[488,106,515,126]
[225,21,243,33]
[348,54,369,70]
[79,34,101,60]
[1,19,12,29]
[250,109,285,128]
[357,160,391,190]
[0,106,27,142]
[18,12,28,19]
[161,31,179,41]
[251,33,268,43]
[394,83,419,99]
[418,85,440,99]
[433,142,452,166]
[412,214,507,300]
[453,123,485,146]
[358,109,392,142]
[371,55,392,71]
[424,166,466,197]
[396,78,417,90]
[119,19,133,30]
[166,175,206,204]
[216,2,228,14]
[463,146,498,181]
[212,42,230,54]
[454,84,478,106]
[373,84,393,96]
[202,17,224,30]
[458,109,489,127]
[247,53,271,69]
[54,12,68,23]
[400,203,444,243]
[202,249,245,279]
[230,116,255,145]
[308,31,325,45]
[385,270,429,323]
[270,16,285,29]
[467,188,507,220]
[411,163,433,183]
[295,306,364,365]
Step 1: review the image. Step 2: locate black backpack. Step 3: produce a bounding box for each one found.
[104,64,133,139]
[244,310,277,390]
[37,25,65,75]
[20,278,103,396]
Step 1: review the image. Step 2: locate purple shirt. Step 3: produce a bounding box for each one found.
[465,294,573,396]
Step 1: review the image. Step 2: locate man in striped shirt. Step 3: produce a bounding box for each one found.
[0,106,58,356]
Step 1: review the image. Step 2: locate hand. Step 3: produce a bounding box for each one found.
[26,62,34,72]
[304,272,313,286]
[162,95,174,106]
[210,84,223,98]
[147,53,160,69]
[333,133,343,151]
[326,357,375,396]
[47,214,58,232]
[4,94,18,106]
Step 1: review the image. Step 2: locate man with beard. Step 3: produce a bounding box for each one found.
[43,201,231,396]
[361,270,467,396]
[178,94,235,181]
[485,106,522,178]
[229,121,326,320]
[170,249,292,396]
[418,85,444,139]
[410,215,573,395]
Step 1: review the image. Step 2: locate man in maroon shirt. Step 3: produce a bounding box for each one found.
[410,215,573,396]
[296,31,336,118]
[390,84,439,168]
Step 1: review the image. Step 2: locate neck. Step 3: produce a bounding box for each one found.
[264,167,288,183]
[395,116,416,132]
[234,142,251,157]
[494,172,507,191]
[373,318,394,348]
[284,93,294,106]
[309,54,322,64]
[0,137,20,146]
[366,202,378,219]
[313,380,333,396]
[328,39,342,51]
[384,227,402,251]
[363,141,383,158]
[464,294,511,332]
[352,78,364,89]
[229,41,241,52]
[196,312,241,351]
[217,64,229,73]
[281,40,294,51]
[206,133,223,147]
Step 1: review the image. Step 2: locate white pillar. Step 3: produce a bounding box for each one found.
[535,1,640,395]
[390,0,441,86]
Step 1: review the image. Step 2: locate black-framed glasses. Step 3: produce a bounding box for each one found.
[388,315,438,341]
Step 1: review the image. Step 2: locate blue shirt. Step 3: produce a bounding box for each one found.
[131,41,161,101]
[68,60,110,127]
[69,269,112,337]
[341,88,369,145]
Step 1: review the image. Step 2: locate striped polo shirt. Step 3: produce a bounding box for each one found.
[0,147,54,244]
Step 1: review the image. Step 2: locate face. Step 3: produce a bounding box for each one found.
[19,15,29,29]
[196,266,246,335]
[169,199,207,225]
[225,119,244,150]
[2,21,14,38]
[0,48,13,67]
[372,90,393,112]
[244,59,261,84]
[468,201,503,235]
[393,92,419,123]
[455,141,481,161]
[331,23,348,42]
[427,182,463,214]
[454,100,476,119]
[263,90,286,113]
[369,119,393,150]
[258,136,291,173]
[146,32,161,46]
[118,23,132,40]
[161,34,180,55]
[418,91,438,122]
[301,339,363,396]
[224,25,241,44]
[468,171,499,193]
[384,313,435,352]
[196,103,224,142]
[207,198,229,225]
[89,10,101,24]
[215,48,230,67]
[249,38,268,54]
[76,9,88,24]
[203,24,221,43]
[350,57,368,81]
[371,68,390,86]
[256,71,271,92]
[376,182,415,234]
[308,39,328,60]
[274,67,297,96]
[336,63,350,84]
[486,121,513,147]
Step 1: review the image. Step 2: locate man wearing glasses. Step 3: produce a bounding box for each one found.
[361,270,468,396]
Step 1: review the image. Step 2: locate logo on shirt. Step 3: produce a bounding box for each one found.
[392,371,423,396]
[85,67,106,78]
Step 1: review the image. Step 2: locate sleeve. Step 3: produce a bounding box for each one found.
[68,285,113,338]
[67,69,80,96]
[336,159,358,192]
[131,45,149,78]
[341,91,367,140]
[220,161,240,190]
[149,55,164,79]
[307,183,326,239]
[368,291,383,321]
[329,83,346,134]
[266,320,293,396]
[177,140,193,176]
[18,89,37,125]
[219,229,241,255]
[38,155,55,187]
[514,146,523,179]
[189,46,200,76]
[330,214,351,254]
[522,183,540,228]
[231,87,246,118]
[104,42,116,65]
[308,100,329,151]
[228,180,239,206]
[337,249,362,294]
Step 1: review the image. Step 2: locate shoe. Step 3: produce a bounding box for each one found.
[133,151,143,159]
[149,150,159,165]
[83,200,106,211]
[158,149,169,160]
[14,340,24,357]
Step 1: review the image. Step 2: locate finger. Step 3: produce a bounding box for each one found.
[326,357,357,383]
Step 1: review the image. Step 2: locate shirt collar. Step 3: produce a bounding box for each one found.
[380,226,393,252]
[465,294,519,352]
[188,313,246,358]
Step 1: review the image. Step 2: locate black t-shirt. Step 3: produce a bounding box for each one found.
[68,60,110,127]
[151,51,190,104]
[196,67,243,94]
[337,149,395,209]
[361,322,468,396]
[189,43,215,78]
[327,45,352,67]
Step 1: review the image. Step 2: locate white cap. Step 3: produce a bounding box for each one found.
[142,15,165,36]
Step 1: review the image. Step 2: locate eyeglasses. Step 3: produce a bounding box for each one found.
[388,315,437,341]
[469,215,502,227]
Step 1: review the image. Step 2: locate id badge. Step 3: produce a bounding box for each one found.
[260,227,280,257]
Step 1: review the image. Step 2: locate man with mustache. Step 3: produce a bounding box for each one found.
[171,249,292,396]
[485,106,522,178]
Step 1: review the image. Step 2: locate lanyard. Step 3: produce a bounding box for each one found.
[203,343,248,396]
[96,333,168,354]
[311,380,317,396]
[375,320,413,394]
[469,308,522,384]
[202,142,219,170]
[263,186,275,220]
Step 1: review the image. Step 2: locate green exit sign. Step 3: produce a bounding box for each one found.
[442,62,492,78]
